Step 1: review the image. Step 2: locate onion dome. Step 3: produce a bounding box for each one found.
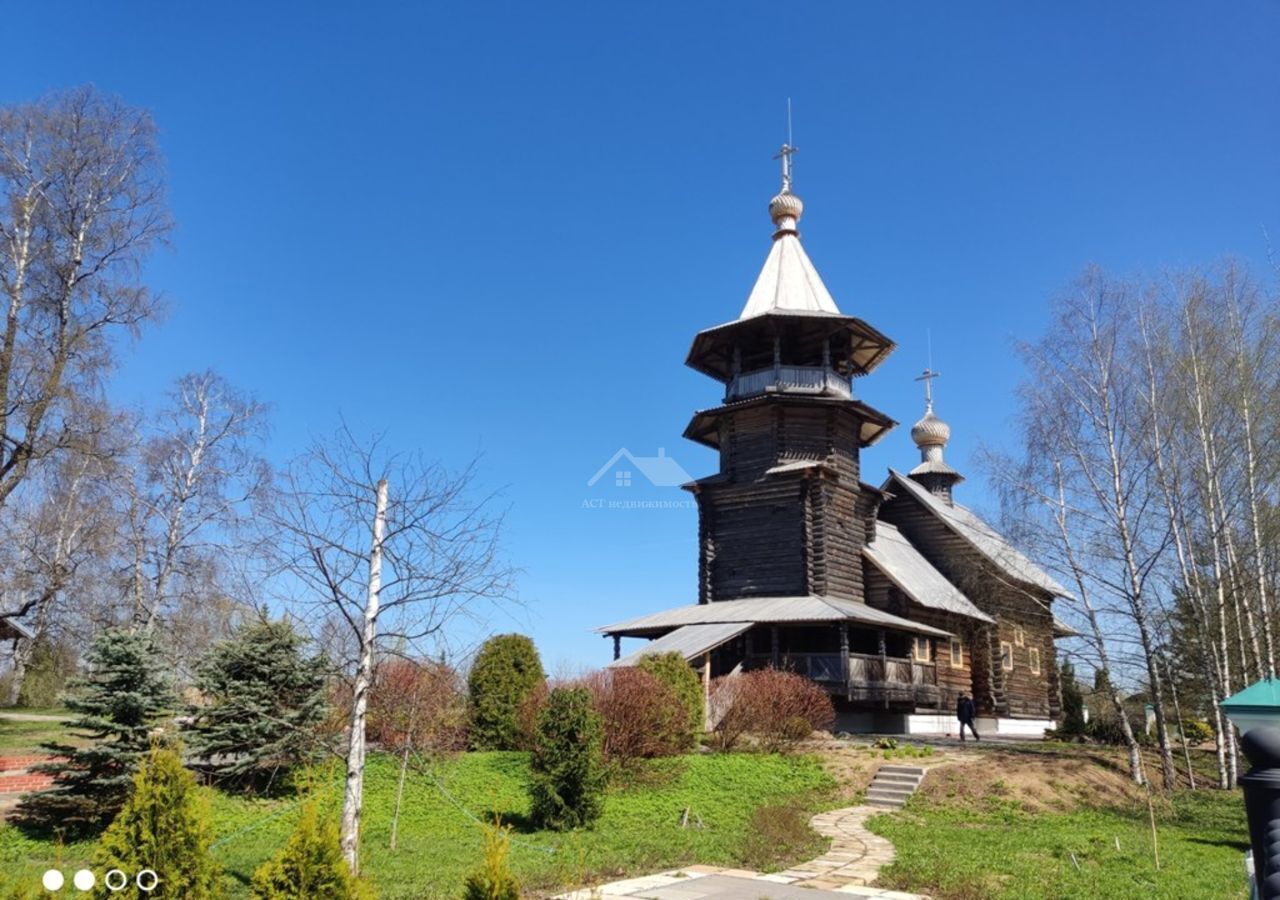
[769,190,804,234]
[911,407,951,449]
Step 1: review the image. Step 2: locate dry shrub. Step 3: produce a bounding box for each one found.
[584,668,692,764]
[365,657,468,753]
[710,669,835,752]
[515,679,549,751]
[739,803,825,871]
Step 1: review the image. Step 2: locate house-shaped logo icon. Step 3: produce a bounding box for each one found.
[587,448,692,488]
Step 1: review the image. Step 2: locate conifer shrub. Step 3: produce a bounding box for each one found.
[1059,660,1087,736]
[461,820,520,900]
[250,801,371,900]
[15,628,175,837]
[186,617,328,792]
[467,634,545,750]
[93,744,221,900]
[709,669,834,752]
[584,667,690,763]
[528,686,606,830]
[635,652,703,744]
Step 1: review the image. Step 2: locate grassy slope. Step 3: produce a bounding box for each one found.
[871,747,1248,900]
[0,751,836,899]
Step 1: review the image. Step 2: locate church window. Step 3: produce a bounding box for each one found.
[1000,641,1014,671]
[1029,647,1041,675]
[949,637,964,669]
[1014,625,1025,647]
[913,636,932,662]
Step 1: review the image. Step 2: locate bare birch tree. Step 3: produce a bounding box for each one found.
[129,370,269,632]
[1009,269,1178,787]
[0,87,169,511]
[268,426,512,874]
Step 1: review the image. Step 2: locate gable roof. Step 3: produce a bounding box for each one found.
[884,469,1073,599]
[597,594,952,639]
[608,622,751,668]
[863,522,995,623]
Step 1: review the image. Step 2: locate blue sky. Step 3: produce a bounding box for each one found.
[5,2,1278,671]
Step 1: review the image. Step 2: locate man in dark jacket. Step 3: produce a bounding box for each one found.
[957,694,980,741]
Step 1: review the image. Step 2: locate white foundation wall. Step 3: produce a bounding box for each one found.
[833,710,1056,739]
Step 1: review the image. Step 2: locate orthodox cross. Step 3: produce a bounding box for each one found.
[773,143,797,193]
[915,367,941,411]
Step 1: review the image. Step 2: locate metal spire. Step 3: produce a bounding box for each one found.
[773,98,796,192]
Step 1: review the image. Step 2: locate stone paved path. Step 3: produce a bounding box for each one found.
[556,804,925,899]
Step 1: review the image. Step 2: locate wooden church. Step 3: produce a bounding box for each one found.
[597,149,1072,736]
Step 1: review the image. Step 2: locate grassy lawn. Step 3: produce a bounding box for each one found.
[873,770,1248,899]
[0,750,836,898]
[0,717,78,754]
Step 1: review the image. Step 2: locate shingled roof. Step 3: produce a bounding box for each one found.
[864,522,995,623]
[884,469,1073,600]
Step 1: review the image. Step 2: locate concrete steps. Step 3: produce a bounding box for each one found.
[865,764,926,809]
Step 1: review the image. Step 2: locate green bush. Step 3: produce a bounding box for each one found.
[1181,718,1214,743]
[1086,715,1150,746]
[528,686,606,830]
[468,635,545,751]
[93,744,221,900]
[461,821,520,900]
[15,628,175,837]
[250,801,371,899]
[14,634,78,708]
[635,652,703,745]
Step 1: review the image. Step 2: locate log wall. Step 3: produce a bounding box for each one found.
[878,490,1059,719]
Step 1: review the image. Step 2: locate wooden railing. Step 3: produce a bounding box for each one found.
[727,365,852,401]
[750,652,936,688]
[847,652,936,686]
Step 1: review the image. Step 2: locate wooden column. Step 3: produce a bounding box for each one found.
[878,630,888,709]
[771,626,780,668]
[840,624,851,702]
[702,652,712,727]
[612,635,621,661]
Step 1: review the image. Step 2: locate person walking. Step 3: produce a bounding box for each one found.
[957,693,980,741]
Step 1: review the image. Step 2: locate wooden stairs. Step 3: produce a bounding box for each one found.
[865,763,926,809]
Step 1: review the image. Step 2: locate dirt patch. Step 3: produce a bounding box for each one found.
[915,746,1147,813]
[811,746,889,802]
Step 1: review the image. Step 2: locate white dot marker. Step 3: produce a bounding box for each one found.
[73,869,95,891]
[41,869,64,890]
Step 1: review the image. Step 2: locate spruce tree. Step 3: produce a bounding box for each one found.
[186,616,328,791]
[467,634,544,751]
[528,686,605,830]
[93,744,221,900]
[250,801,371,900]
[15,627,174,837]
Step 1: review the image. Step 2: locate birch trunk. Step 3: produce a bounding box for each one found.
[1051,464,1144,784]
[340,477,388,875]
[1139,317,1230,789]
